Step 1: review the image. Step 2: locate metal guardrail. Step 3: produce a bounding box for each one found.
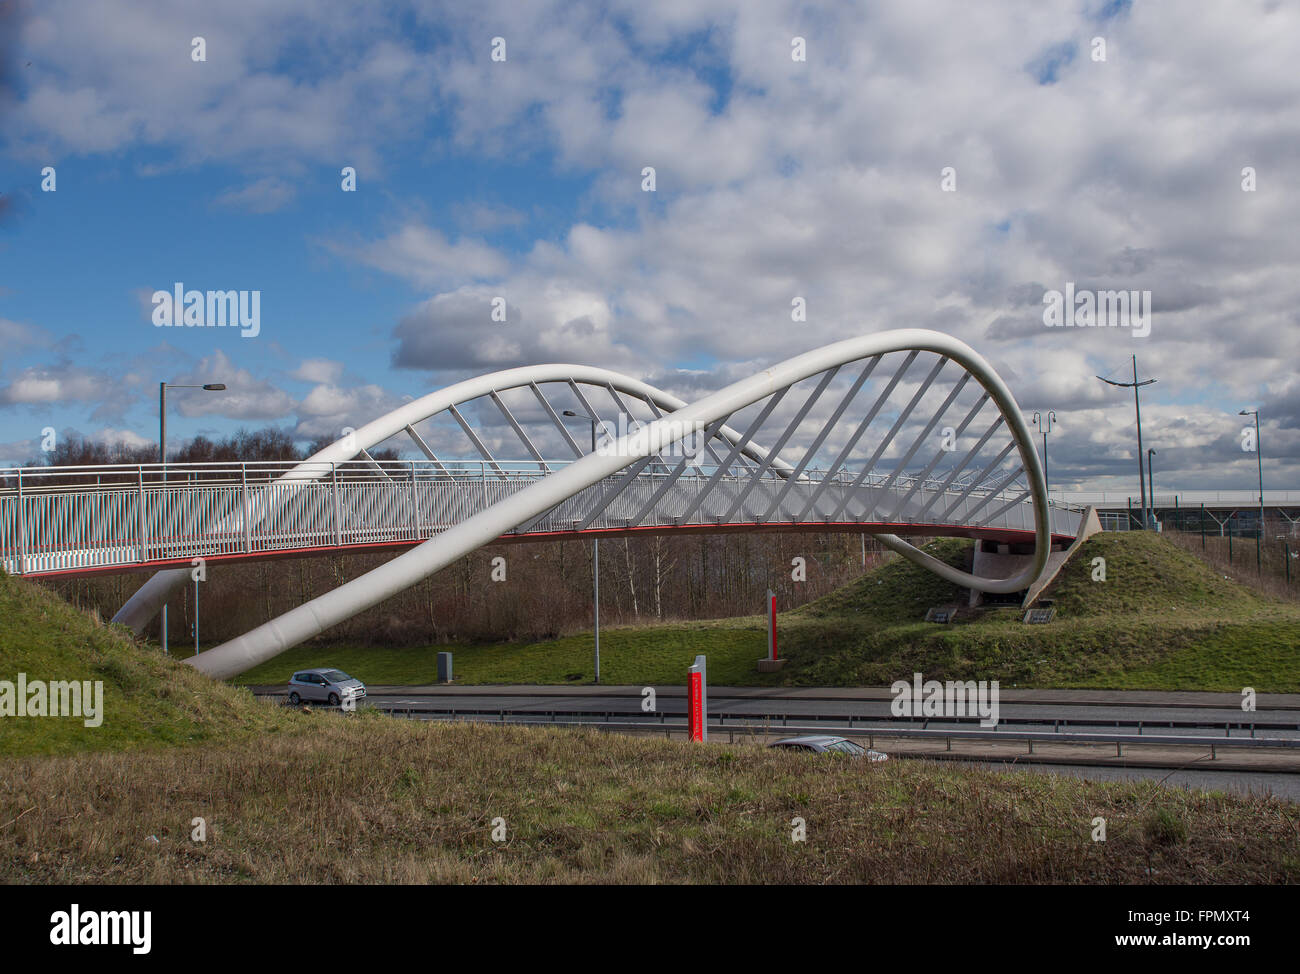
[289,697,1299,742]
[348,703,1300,735]
[0,458,1078,576]
[343,706,1300,756]
[1052,489,1300,508]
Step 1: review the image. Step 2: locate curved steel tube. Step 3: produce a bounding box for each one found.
[112,365,790,632]
[187,329,1049,679]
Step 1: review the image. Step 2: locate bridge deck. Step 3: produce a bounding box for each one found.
[1,461,1083,578]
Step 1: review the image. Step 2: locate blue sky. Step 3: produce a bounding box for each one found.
[0,125,603,438]
[1,0,1298,492]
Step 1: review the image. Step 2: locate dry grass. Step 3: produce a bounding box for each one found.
[2,715,1296,884]
[1164,529,1300,604]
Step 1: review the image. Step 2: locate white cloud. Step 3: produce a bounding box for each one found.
[7,0,1300,489]
[294,382,406,440]
[389,283,635,374]
[0,318,52,350]
[213,176,297,213]
[332,224,510,289]
[290,358,345,384]
[88,426,153,450]
[451,201,527,232]
[0,366,104,404]
[169,351,296,420]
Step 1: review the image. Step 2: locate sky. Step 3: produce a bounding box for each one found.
[0,0,1298,494]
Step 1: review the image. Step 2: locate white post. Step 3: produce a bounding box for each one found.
[593,537,600,684]
[409,459,418,538]
[332,462,342,548]
[241,464,251,553]
[16,468,26,576]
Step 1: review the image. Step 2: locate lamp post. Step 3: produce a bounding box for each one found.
[1146,448,1156,531]
[563,409,600,684]
[1031,410,1057,499]
[1240,408,1264,572]
[158,381,226,654]
[1097,356,1157,528]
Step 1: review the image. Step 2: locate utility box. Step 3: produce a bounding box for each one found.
[437,651,453,684]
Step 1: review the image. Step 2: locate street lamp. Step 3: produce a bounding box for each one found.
[1146,448,1156,530]
[1240,408,1264,572]
[563,409,600,684]
[158,380,226,655]
[1031,410,1057,499]
[1098,356,1157,529]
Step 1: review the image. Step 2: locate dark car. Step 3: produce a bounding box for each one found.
[769,735,888,761]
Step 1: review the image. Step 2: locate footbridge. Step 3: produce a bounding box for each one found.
[0,330,1091,678]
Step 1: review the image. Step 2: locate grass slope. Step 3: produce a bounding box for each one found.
[777,533,1300,691]
[0,570,301,756]
[235,620,774,687]
[2,567,1297,885]
[3,718,1296,883]
[230,533,1300,692]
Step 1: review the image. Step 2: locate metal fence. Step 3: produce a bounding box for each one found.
[0,459,1081,577]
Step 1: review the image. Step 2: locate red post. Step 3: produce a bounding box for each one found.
[687,655,707,741]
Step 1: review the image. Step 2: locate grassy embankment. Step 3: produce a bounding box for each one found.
[1,566,1297,884]
[6,716,1299,883]
[0,569,303,756]
[234,533,1300,692]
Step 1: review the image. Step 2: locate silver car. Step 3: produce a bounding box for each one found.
[287,668,366,707]
[769,735,888,762]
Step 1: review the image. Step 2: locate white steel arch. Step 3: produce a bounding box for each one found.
[182,329,1052,680]
[109,364,791,632]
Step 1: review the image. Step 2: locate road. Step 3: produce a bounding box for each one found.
[252,683,1300,738]
[250,683,1300,795]
[985,762,1300,802]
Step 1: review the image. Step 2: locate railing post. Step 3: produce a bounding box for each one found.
[242,464,251,553]
[137,464,147,563]
[331,462,343,548]
[16,467,27,575]
[408,460,418,538]
[481,460,487,509]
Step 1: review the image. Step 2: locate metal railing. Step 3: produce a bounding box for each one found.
[330,704,1300,758]
[1051,488,1300,508]
[0,459,1079,577]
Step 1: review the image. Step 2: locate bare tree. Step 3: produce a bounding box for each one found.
[650,534,675,619]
